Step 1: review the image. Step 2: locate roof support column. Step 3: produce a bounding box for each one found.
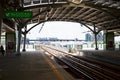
[103,30,107,50]
[103,30,115,50]
[94,26,98,50]
[0,20,1,45]
[16,25,22,55]
[0,4,3,44]
[22,26,27,52]
[21,21,46,52]
[80,22,101,50]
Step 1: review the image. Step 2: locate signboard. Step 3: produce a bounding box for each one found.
[4,11,33,18]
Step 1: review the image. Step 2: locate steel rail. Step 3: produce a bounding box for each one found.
[44,45,120,71]
[41,45,120,80]
[41,46,94,80]
[64,56,120,80]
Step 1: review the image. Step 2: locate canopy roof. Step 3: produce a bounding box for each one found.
[1,0,120,34]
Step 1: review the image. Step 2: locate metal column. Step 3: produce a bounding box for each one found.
[103,30,107,50]
[94,26,98,50]
[0,19,2,44]
[0,4,3,44]
[22,26,27,52]
[94,33,98,50]
[16,26,22,55]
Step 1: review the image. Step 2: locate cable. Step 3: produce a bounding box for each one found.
[39,22,45,33]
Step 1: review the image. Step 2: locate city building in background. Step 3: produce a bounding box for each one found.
[85,32,103,42]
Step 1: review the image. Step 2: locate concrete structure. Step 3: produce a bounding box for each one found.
[5,32,16,53]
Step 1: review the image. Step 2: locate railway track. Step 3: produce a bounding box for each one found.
[41,45,120,80]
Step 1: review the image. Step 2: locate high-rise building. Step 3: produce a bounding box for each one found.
[85,32,103,42]
[97,32,103,41]
[85,33,92,42]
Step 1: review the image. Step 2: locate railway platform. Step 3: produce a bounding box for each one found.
[0,51,74,80]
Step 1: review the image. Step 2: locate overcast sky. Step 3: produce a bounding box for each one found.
[26,21,90,40]
[26,21,120,41]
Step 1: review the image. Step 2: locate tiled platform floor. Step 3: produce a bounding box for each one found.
[0,51,74,80]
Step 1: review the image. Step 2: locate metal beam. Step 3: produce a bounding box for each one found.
[79,21,94,33]
[0,4,3,44]
[74,8,89,19]
[16,26,22,55]
[39,22,45,33]
[23,2,68,10]
[88,12,105,21]
[63,7,77,18]
[26,20,46,33]
[50,8,59,19]
[0,19,2,44]
[83,10,98,20]
[77,8,93,19]
[3,23,15,32]
[57,7,69,19]
[94,32,98,50]
[85,3,120,19]
[22,26,27,52]
[21,9,48,29]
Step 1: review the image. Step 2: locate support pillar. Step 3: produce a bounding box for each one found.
[0,4,3,44]
[0,19,2,44]
[94,27,98,50]
[22,33,26,52]
[6,32,16,53]
[104,31,114,50]
[15,23,18,52]
[22,26,27,52]
[16,26,22,55]
[94,33,98,50]
[103,30,107,50]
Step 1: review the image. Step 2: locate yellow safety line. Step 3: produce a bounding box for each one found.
[43,53,64,80]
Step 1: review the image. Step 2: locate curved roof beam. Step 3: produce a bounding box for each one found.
[18,0,120,31]
[19,8,48,28]
[79,21,94,33]
[26,20,46,34]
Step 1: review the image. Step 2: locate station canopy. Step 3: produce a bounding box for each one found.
[1,0,120,35]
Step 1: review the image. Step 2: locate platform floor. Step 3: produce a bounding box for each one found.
[0,51,74,80]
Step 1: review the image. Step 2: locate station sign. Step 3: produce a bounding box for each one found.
[4,11,33,18]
